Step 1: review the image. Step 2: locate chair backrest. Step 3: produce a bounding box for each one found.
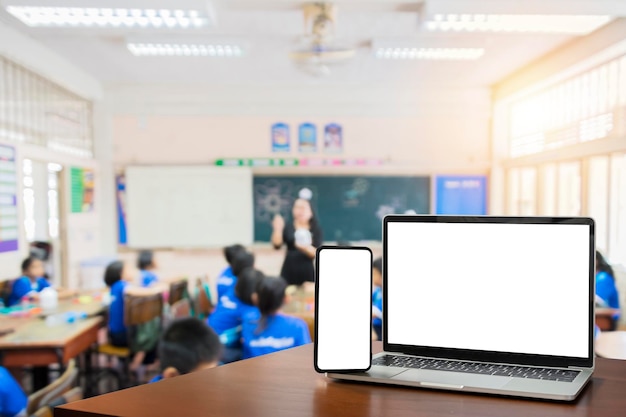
[195,278,214,319]
[168,279,188,306]
[170,298,191,319]
[27,359,78,415]
[124,292,164,327]
[0,279,15,306]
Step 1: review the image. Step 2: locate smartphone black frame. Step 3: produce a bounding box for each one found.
[314,245,373,374]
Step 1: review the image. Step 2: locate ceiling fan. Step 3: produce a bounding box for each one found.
[289,3,357,76]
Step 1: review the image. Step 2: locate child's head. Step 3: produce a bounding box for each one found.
[372,257,383,287]
[21,256,44,279]
[104,261,132,287]
[596,250,614,277]
[234,267,264,305]
[137,250,156,270]
[223,244,245,266]
[256,276,288,318]
[231,250,255,277]
[158,317,222,378]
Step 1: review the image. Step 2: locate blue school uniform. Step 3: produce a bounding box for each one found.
[216,266,237,300]
[7,276,50,307]
[108,280,128,340]
[140,270,158,287]
[149,374,164,383]
[208,288,259,337]
[596,271,620,318]
[372,286,383,327]
[242,314,311,359]
[372,286,383,340]
[0,366,27,417]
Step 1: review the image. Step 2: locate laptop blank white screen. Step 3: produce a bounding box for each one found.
[386,221,591,358]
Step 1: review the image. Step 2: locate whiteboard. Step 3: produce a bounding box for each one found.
[126,166,253,248]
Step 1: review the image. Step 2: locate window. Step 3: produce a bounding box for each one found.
[609,153,626,265]
[587,156,609,252]
[508,53,624,158]
[539,164,557,215]
[557,162,581,216]
[0,56,93,157]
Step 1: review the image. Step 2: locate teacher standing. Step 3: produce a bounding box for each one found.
[271,190,323,286]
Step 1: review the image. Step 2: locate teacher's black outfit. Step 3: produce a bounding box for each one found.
[276,223,323,286]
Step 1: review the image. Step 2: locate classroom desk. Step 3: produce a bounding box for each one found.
[0,316,102,391]
[56,342,626,417]
[0,317,102,368]
[596,331,626,360]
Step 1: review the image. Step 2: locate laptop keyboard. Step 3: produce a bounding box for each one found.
[372,355,580,383]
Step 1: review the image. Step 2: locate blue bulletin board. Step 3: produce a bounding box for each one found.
[435,176,487,215]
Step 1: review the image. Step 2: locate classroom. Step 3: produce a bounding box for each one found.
[0,1,625,416]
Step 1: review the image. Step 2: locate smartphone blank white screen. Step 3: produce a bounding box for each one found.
[316,247,372,372]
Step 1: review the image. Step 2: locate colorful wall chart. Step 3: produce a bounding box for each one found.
[298,123,317,153]
[0,144,19,253]
[271,123,291,153]
[71,167,95,213]
[324,123,343,153]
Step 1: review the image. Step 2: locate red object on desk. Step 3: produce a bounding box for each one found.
[57,342,626,417]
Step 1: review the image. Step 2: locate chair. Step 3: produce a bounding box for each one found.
[0,278,15,307]
[33,406,53,417]
[170,298,191,319]
[195,276,214,319]
[95,292,164,390]
[33,386,83,417]
[27,359,78,415]
[168,279,188,306]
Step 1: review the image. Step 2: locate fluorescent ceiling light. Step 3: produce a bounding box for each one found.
[127,42,244,57]
[424,14,611,34]
[375,47,484,61]
[5,5,210,28]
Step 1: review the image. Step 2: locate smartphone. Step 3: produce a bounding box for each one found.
[314,246,372,373]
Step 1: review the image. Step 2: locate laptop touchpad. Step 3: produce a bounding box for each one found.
[391,369,511,389]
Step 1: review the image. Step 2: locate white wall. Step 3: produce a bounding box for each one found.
[108,84,492,174]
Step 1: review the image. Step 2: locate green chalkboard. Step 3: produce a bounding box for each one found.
[253,175,430,242]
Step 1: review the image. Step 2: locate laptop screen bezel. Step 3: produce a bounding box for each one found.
[382,215,595,369]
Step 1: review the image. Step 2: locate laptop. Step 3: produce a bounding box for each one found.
[328,215,595,401]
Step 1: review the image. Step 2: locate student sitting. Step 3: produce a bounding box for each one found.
[216,248,253,301]
[595,250,620,330]
[208,268,263,363]
[7,256,53,307]
[138,250,159,287]
[150,317,222,383]
[0,366,27,417]
[372,257,383,341]
[104,261,164,371]
[242,276,311,359]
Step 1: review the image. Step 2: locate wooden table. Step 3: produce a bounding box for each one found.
[0,317,102,367]
[0,295,106,390]
[596,331,626,360]
[56,342,626,417]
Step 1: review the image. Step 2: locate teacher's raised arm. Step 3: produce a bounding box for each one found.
[271,189,323,286]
